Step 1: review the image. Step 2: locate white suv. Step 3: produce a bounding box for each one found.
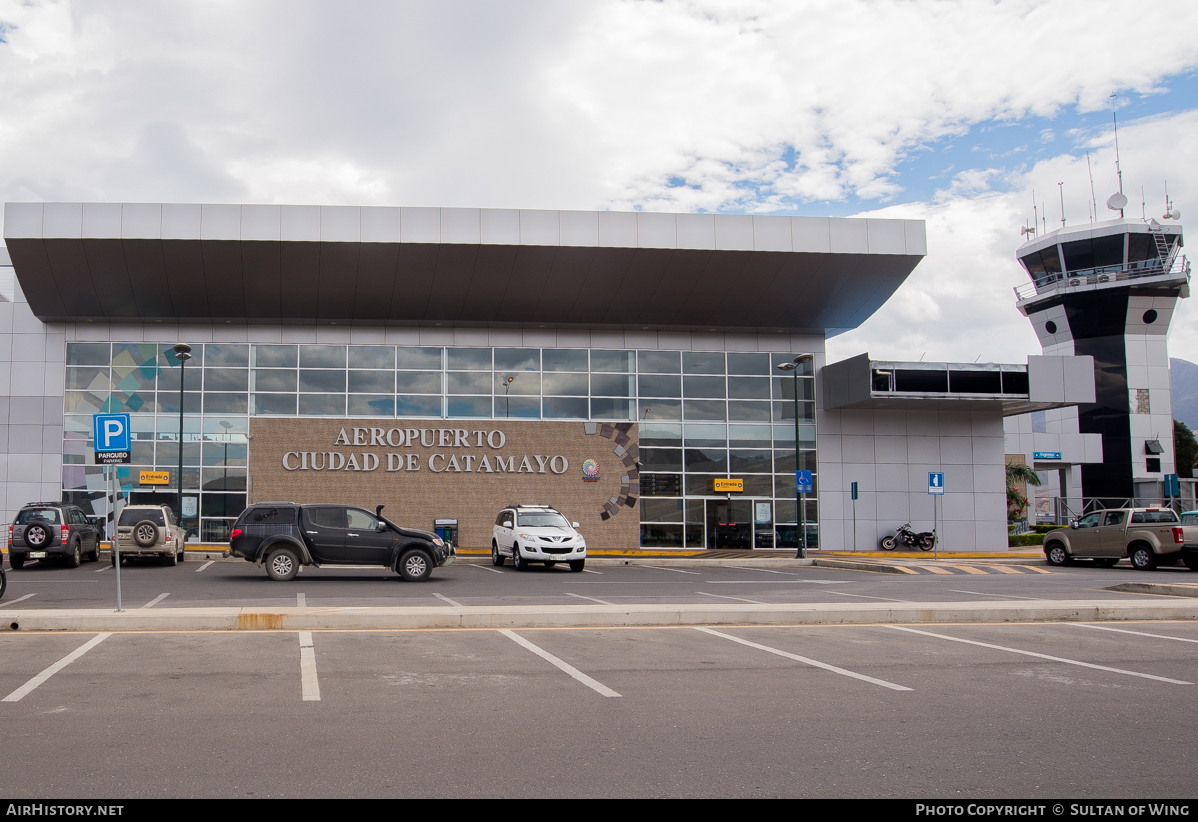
[492,505,586,572]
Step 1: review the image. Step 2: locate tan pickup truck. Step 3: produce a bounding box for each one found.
[1043,507,1198,571]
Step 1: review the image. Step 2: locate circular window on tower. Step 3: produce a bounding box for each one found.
[1143,309,1159,324]
[1044,320,1058,334]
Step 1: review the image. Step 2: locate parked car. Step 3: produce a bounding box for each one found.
[8,502,102,569]
[1043,507,1198,571]
[113,505,187,566]
[228,502,454,581]
[492,504,586,572]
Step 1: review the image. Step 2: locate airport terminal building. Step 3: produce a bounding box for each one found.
[0,202,1093,552]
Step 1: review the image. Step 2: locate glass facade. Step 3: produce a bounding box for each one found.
[61,343,817,548]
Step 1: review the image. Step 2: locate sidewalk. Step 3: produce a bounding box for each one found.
[3,598,1195,633]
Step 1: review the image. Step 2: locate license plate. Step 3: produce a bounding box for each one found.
[29,551,47,559]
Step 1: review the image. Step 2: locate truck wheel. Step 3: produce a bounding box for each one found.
[569,560,585,573]
[133,521,159,548]
[1130,545,1157,571]
[265,547,299,581]
[1185,556,1198,572]
[398,549,433,582]
[0,568,6,601]
[67,540,81,568]
[10,554,24,570]
[512,544,527,572]
[110,552,116,568]
[491,540,505,567]
[1044,542,1070,567]
[177,543,185,563]
[167,548,178,566]
[87,539,99,562]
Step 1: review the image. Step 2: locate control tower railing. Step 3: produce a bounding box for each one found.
[1013,254,1190,302]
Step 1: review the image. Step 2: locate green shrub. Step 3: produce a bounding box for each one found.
[1008,533,1045,547]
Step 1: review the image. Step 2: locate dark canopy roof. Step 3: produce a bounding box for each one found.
[3,203,925,334]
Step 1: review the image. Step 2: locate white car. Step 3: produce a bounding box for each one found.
[492,505,586,572]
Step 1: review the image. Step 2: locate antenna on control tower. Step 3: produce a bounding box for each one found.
[1058,182,1066,227]
[1105,94,1126,218]
[1163,181,1181,220]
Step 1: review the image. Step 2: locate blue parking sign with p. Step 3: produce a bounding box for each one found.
[93,413,131,452]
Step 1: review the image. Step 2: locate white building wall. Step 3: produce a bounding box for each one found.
[818,406,1007,552]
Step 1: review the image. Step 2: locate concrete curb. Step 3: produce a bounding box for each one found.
[4,599,1197,632]
[1105,582,1198,598]
[459,557,817,568]
[812,558,917,574]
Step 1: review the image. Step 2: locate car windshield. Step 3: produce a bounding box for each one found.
[517,512,569,528]
[118,509,166,526]
[16,508,60,525]
[1131,510,1179,524]
[1182,513,1198,525]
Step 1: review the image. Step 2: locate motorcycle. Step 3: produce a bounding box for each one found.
[880,523,936,552]
[0,555,6,601]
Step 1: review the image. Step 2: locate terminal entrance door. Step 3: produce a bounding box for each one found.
[705,499,752,549]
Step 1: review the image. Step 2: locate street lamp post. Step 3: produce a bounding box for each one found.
[777,354,814,558]
[173,344,192,540]
[504,376,514,417]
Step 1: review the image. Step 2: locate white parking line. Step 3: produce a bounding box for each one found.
[950,590,1040,600]
[0,593,36,608]
[468,564,504,574]
[95,565,110,573]
[582,569,603,575]
[695,591,767,605]
[641,565,700,575]
[729,566,802,576]
[826,591,909,602]
[500,630,621,697]
[566,592,615,605]
[296,593,306,607]
[142,593,170,608]
[705,580,849,585]
[3,634,112,702]
[195,561,215,573]
[695,628,912,691]
[887,626,1193,685]
[298,632,320,701]
[1074,624,1198,645]
[433,593,462,607]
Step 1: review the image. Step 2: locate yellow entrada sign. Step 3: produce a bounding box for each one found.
[712,478,743,493]
[139,471,170,486]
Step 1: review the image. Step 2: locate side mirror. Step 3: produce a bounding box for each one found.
[1069,521,1078,529]
[376,522,387,531]
[572,522,580,528]
[503,521,513,529]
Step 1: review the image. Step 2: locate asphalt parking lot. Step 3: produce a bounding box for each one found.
[1,555,1190,610]
[1,619,1197,798]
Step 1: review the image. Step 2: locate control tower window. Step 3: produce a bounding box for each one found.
[1128,233,1160,269]
[1020,246,1061,285]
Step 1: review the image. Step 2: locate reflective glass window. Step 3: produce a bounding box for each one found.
[397,396,442,418]
[685,449,728,473]
[348,370,395,394]
[204,368,249,391]
[300,370,346,393]
[542,397,588,419]
[637,351,680,374]
[202,467,248,491]
[298,395,346,416]
[348,346,396,369]
[591,398,634,420]
[66,343,110,366]
[495,372,540,395]
[204,344,249,367]
[728,376,770,399]
[396,372,442,394]
[640,498,684,522]
[299,345,347,369]
[348,395,395,417]
[639,375,681,398]
[252,369,297,392]
[727,353,770,375]
[494,348,539,371]
[590,350,635,373]
[494,397,539,419]
[591,374,634,397]
[203,442,248,466]
[684,376,726,398]
[447,396,491,418]
[771,353,814,375]
[252,345,298,368]
[683,400,726,421]
[543,373,588,395]
[728,424,772,447]
[684,424,726,446]
[204,394,248,415]
[728,401,771,421]
[396,347,442,369]
[730,449,772,473]
[683,352,724,374]
[542,349,589,372]
[447,372,491,394]
[639,399,681,420]
[66,367,110,392]
[639,423,682,446]
[446,348,491,370]
[640,448,683,472]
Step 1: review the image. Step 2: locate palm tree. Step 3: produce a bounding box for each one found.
[1006,462,1043,521]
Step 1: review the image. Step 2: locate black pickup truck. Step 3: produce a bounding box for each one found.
[229,502,454,581]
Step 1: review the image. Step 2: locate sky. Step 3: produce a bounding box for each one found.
[0,0,1195,365]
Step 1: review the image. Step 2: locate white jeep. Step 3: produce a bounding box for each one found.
[114,505,187,566]
[492,505,586,572]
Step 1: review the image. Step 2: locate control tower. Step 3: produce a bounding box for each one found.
[1012,217,1188,502]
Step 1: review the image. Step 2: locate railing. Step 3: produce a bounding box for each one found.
[1013,254,1190,302]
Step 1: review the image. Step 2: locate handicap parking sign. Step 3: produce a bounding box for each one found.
[796,470,813,494]
[93,413,131,452]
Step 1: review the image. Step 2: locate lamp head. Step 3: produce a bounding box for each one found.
[795,354,814,365]
[173,343,192,362]
[776,362,797,372]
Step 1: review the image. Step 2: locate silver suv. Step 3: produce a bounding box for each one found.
[492,505,586,572]
[114,505,186,566]
[8,502,102,569]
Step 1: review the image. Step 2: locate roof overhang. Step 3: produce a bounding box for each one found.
[2,203,925,334]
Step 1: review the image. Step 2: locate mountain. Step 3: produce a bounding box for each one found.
[1171,358,1198,431]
